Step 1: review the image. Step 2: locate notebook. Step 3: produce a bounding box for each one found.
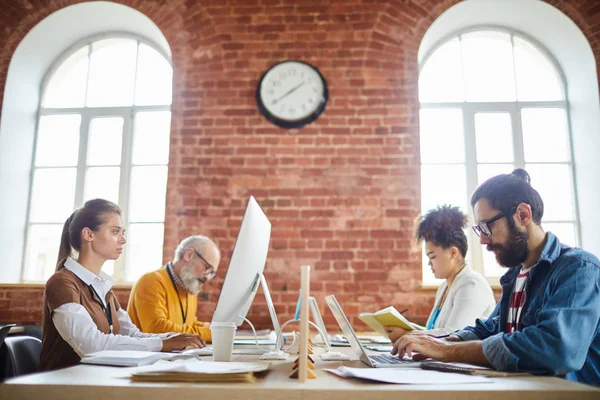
[358,306,424,337]
[420,361,531,377]
[130,359,270,383]
[81,351,194,367]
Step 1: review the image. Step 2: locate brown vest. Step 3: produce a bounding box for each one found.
[40,268,121,371]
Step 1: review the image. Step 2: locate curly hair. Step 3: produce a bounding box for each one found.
[415,205,468,258]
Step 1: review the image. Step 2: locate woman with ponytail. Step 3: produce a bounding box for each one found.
[40,199,205,371]
[385,205,496,342]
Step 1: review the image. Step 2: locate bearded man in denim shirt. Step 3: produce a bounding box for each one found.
[392,169,600,386]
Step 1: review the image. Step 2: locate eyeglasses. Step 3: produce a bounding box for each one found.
[192,249,217,280]
[472,207,517,238]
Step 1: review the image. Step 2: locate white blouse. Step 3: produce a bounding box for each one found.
[425,266,496,336]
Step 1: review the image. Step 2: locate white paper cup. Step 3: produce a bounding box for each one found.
[210,322,237,362]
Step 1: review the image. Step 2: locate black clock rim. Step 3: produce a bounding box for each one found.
[256,60,328,129]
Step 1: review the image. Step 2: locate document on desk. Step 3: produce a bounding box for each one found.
[131,359,271,383]
[81,351,189,367]
[326,366,491,385]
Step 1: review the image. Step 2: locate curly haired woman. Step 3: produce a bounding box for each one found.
[387,205,496,342]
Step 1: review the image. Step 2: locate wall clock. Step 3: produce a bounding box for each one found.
[256,60,328,129]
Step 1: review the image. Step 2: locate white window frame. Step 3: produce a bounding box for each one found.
[419,27,581,286]
[23,33,172,283]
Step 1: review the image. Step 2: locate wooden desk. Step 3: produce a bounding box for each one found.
[1,347,598,400]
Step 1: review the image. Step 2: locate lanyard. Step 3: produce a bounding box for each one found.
[72,273,114,333]
[88,284,114,334]
[166,265,188,324]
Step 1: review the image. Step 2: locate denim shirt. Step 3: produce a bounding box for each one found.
[454,232,600,386]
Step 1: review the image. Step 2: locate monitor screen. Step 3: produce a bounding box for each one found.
[212,196,272,326]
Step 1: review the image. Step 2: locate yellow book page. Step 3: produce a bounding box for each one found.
[372,313,414,331]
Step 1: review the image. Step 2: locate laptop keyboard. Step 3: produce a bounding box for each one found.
[369,354,413,365]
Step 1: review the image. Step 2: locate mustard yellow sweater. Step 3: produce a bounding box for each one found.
[127,268,211,342]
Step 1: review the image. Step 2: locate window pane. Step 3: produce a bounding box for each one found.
[475,113,514,163]
[521,108,569,162]
[514,37,564,101]
[421,164,468,214]
[544,222,577,247]
[30,168,76,223]
[35,115,81,167]
[86,38,137,107]
[134,43,173,106]
[132,111,172,165]
[43,46,89,108]
[24,224,63,282]
[477,164,514,186]
[461,31,516,102]
[87,117,123,166]
[84,167,120,204]
[525,164,574,220]
[128,166,168,222]
[419,109,464,163]
[125,223,164,282]
[419,38,464,103]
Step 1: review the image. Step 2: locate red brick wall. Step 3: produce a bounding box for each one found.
[0,0,597,331]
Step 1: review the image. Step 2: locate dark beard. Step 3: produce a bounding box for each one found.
[487,222,529,268]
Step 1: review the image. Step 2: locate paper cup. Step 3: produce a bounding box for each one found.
[210,322,237,362]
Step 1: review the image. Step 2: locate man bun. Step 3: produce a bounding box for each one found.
[511,168,531,185]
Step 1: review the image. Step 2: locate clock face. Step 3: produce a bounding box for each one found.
[257,60,327,128]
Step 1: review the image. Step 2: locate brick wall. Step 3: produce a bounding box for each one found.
[0,0,597,331]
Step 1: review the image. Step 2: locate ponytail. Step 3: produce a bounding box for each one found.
[55,211,77,271]
[54,199,122,272]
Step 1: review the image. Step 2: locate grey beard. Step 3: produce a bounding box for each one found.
[179,263,203,295]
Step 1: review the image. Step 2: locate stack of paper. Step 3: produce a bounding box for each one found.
[234,330,278,345]
[235,329,271,340]
[130,359,271,383]
[81,351,194,367]
[358,307,424,337]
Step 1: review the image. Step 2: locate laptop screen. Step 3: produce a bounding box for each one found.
[325,295,371,363]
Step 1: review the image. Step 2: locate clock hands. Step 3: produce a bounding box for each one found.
[272,81,305,105]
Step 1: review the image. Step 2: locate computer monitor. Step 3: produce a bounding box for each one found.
[212,196,277,330]
[309,297,331,347]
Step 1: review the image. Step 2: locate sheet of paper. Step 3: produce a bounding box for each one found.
[326,366,491,385]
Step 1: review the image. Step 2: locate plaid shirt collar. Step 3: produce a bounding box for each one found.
[165,262,186,291]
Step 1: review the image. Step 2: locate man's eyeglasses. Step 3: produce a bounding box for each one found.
[192,249,216,280]
[472,207,517,238]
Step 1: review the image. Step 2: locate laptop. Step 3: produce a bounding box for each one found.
[325,295,420,368]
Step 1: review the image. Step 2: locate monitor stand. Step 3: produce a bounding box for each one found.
[238,272,282,350]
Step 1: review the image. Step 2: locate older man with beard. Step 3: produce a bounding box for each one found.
[392,169,600,386]
[127,235,221,343]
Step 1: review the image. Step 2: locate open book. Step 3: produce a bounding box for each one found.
[358,306,425,337]
[130,359,270,383]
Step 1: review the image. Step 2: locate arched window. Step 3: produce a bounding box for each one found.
[24,35,172,283]
[419,29,579,284]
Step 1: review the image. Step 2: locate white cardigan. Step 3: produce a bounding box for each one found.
[425,266,496,336]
